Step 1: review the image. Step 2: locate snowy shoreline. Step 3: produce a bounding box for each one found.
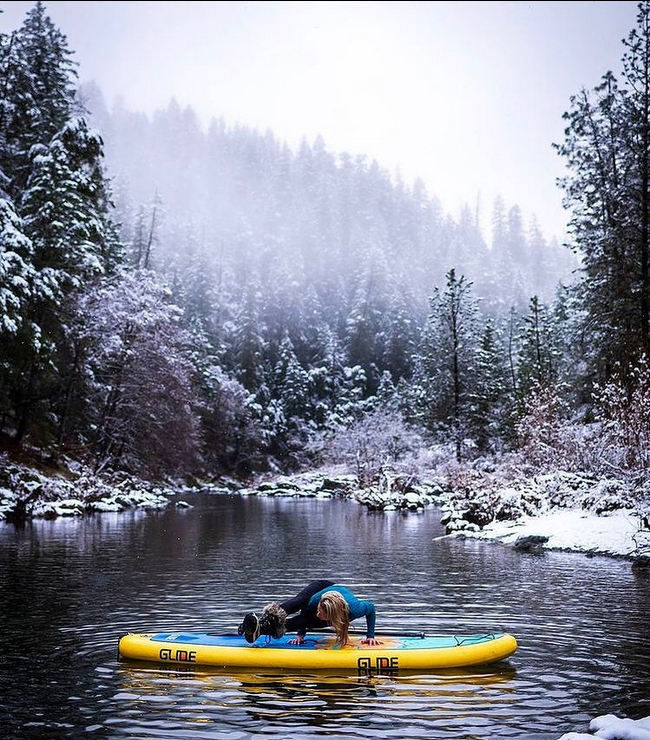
[240,468,650,564]
[2,455,649,565]
[0,453,185,521]
[445,508,649,562]
[557,713,650,740]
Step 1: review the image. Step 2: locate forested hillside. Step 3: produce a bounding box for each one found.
[3,2,650,490]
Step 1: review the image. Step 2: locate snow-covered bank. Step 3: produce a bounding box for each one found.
[241,466,650,562]
[558,713,650,740]
[4,450,649,564]
[439,468,650,561]
[239,468,443,512]
[0,454,180,521]
[445,508,649,561]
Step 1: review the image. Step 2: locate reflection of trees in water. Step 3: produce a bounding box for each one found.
[114,663,517,735]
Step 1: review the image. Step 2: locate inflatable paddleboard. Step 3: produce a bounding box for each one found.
[118,631,517,675]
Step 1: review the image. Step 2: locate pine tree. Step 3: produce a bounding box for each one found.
[0,194,36,434]
[555,2,650,381]
[516,295,559,400]
[0,4,121,443]
[381,285,417,382]
[0,2,77,195]
[0,30,38,199]
[22,117,119,298]
[9,117,121,439]
[471,319,511,451]
[274,334,310,420]
[345,254,388,393]
[0,194,33,336]
[416,269,481,461]
[232,283,265,392]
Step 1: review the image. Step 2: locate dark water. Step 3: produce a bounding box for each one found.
[1,492,649,740]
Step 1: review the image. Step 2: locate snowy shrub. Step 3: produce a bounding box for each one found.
[516,382,588,471]
[441,468,498,528]
[579,479,636,514]
[70,269,202,476]
[320,408,427,487]
[595,355,650,473]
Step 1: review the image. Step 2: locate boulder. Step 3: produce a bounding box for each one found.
[631,554,650,570]
[513,535,549,552]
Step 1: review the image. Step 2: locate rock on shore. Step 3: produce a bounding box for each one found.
[0,455,173,521]
[239,468,445,512]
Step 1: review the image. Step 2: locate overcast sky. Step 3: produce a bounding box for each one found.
[1,1,639,239]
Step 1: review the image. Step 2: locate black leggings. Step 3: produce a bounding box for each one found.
[279,579,335,634]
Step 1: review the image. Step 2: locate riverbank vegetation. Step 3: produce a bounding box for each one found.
[1,2,650,549]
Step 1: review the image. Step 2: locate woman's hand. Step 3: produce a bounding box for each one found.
[288,635,305,645]
[360,637,383,646]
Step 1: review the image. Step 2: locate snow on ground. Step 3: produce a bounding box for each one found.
[558,713,650,740]
[451,507,647,559]
[0,454,178,520]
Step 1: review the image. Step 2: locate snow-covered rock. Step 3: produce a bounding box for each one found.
[513,534,549,552]
[558,713,650,740]
[236,469,435,513]
[449,508,646,559]
[0,454,175,520]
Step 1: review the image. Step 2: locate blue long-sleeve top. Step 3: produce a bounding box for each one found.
[301,584,376,638]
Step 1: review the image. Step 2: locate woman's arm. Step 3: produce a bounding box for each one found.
[358,601,382,645]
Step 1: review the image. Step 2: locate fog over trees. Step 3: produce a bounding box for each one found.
[2,2,650,488]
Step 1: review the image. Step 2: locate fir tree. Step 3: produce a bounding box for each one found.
[516,295,558,400]
[22,117,119,298]
[274,334,310,420]
[0,194,33,336]
[232,283,265,392]
[556,2,650,381]
[471,319,511,451]
[1,2,77,195]
[416,269,481,461]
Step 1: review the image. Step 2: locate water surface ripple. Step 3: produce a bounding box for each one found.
[1,493,649,739]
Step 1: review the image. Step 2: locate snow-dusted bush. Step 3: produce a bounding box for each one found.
[514,382,605,472]
[516,382,574,469]
[70,269,202,476]
[595,355,650,473]
[319,408,428,487]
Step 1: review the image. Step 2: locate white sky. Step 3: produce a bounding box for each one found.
[0,1,639,239]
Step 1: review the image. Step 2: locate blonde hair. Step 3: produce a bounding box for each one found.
[319,591,351,646]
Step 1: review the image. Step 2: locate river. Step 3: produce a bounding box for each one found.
[1,491,649,739]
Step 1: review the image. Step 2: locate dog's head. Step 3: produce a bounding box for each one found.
[258,602,287,639]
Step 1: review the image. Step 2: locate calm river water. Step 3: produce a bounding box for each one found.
[1,492,649,740]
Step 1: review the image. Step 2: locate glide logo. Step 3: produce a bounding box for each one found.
[159,648,197,663]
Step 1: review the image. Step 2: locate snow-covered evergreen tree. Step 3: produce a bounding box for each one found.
[556,2,650,382]
[516,295,559,400]
[414,269,481,461]
[0,195,33,336]
[472,319,512,451]
[22,117,119,297]
[274,334,310,421]
[1,2,77,195]
[232,283,266,392]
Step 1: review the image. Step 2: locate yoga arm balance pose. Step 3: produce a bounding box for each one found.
[238,580,383,646]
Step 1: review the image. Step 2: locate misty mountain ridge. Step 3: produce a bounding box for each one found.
[81,82,576,318]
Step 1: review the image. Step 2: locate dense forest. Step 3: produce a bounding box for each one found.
[2,2,650,489]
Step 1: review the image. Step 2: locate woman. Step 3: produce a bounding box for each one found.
[238,579,382,646]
